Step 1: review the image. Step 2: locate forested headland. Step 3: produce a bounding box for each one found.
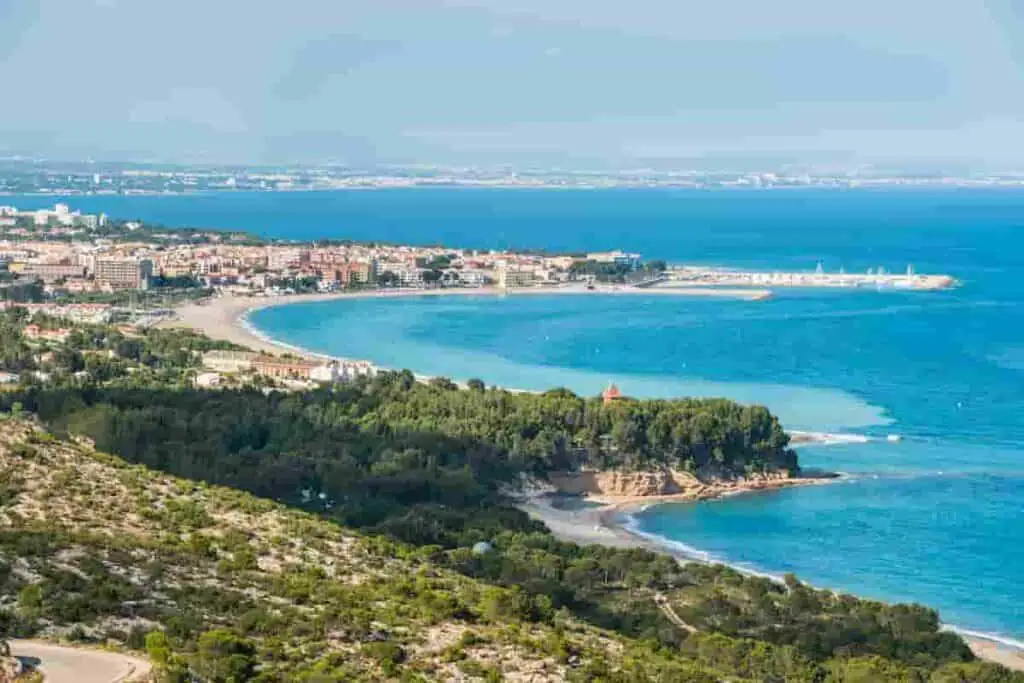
[4,373,797,545]
[0,312,1019,680]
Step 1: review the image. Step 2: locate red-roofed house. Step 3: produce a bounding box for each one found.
[602,383,623,404]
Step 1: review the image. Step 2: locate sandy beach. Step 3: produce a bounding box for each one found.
[517,475,830,554]
[966,638,1024,672]
[163,284,771,363]
[164,285,1024,670]
[517,485,1024,672]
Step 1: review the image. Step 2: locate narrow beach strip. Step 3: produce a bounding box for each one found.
[163,284,772,364]
[517,484,1024,672]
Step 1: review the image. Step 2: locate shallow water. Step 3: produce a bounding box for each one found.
[249,285,1024,640]
[18,188,1024,641]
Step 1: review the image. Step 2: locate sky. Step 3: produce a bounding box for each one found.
[2,0,1024,169]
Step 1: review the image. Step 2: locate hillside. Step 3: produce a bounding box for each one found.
[0,312,1019,681]
[0,417,640,681]
[0,416,1021,682]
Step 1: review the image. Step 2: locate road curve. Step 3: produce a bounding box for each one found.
[10,640,151,682]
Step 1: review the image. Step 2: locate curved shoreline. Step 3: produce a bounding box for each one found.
[518,489,1024,670]
[165,290,1024,669]
[164,283,772,362]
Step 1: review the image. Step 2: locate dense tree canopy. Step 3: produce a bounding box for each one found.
[0,310,1017,681]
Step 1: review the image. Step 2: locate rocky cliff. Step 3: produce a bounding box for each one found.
[547,468,795,498]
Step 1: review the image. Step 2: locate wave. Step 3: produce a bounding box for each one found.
[618,512,713,563]
[946,626,1024,652]
[791,430,872,446]
[239,312,344,363]
[618,510,787,582]
[625,508,1024,652]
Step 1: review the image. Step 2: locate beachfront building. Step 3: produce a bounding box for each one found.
[251,355,319,380]
[394,267,426,288]
[203,350,258,373]
[0,204,104,230]
[587,251,642,270]
[309,364,341,383]
[458,269,489,287]
[497,266,536,288]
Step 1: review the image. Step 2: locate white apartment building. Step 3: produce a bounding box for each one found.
[497,266,536,288]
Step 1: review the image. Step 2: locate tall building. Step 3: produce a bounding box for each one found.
[331,260,377,286]
[497,266,535,288]
[94,257,153,289]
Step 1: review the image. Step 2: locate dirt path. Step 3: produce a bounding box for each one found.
[653,594,696,633]
[10,640,151,682]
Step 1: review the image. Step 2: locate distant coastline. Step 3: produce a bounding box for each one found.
[12,178,1024,197]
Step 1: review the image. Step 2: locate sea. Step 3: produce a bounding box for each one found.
[10,188,1024,646]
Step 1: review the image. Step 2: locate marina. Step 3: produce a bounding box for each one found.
[663,263,955,290]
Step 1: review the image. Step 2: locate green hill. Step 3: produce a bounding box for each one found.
[0,414,1019,682]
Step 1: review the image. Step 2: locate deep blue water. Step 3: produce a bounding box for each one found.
[14,189,1024,643]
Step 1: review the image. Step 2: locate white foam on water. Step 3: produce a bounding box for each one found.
[618,511,712,563]
[619,509,787,582]
[946,627,1024,652]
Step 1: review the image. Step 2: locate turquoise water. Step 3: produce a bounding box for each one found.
[15,189,1024,643]
[248,289,1024,642]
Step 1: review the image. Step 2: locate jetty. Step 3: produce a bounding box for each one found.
[661,263,955,291]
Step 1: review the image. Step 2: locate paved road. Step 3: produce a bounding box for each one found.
[10,640,151,682]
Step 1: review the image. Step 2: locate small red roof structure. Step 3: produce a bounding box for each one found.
[602,383,623,404]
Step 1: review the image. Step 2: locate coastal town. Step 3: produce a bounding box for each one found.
[0,203,954,300]
[0,203,958,390]
[7,4,1024,679]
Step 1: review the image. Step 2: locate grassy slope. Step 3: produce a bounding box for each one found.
[0,418,720,682]
[1,418,1021,683]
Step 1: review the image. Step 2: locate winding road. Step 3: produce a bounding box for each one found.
[10,640,151,682]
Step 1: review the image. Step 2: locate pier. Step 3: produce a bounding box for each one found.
[661,264,955,291]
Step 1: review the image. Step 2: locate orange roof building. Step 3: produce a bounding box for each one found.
[602,383,623,404]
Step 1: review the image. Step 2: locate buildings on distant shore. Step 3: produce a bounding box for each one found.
[0,203,106,230]
[0,203,660,297]
[0,204,953,298]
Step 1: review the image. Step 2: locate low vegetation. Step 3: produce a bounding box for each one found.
[0,309,1019,681]
[0,420,1018,681]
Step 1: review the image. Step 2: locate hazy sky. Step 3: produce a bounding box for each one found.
[2,0,1024,168]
